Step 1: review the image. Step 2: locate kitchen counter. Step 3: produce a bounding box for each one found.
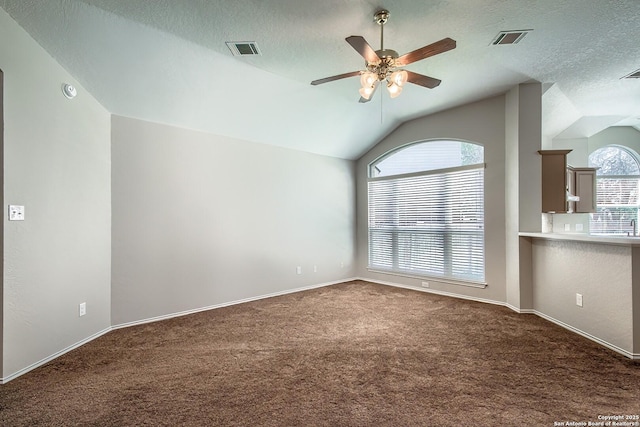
[519,232,640,246]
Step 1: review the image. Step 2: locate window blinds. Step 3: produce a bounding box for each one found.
[368,165,485,283]
[590,177,640,235]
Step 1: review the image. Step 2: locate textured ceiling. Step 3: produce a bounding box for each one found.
[2,0,640,159]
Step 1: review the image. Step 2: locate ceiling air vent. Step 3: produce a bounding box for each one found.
[622,69,640,79]
[491,30,531,45]
[226,41,261,56]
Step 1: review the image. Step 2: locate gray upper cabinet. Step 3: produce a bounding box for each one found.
[538,150,597,213]
[539,150,571,213]
[571,167,597,213]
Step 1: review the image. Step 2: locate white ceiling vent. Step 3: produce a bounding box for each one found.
[226,41,261,56]
[491,30,531,45]
[622,69,640,79]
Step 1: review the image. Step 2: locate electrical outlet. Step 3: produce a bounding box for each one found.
[564,223,571,231]
[576,293,583,307]
[79,302,87,317]
[422,281,430,288]
[296,266,302,275]
[313,265,317,273]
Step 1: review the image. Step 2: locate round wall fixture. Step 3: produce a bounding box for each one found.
[62,83,77,99]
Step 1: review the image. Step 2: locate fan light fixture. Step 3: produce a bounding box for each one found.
[359,68,408,100]
[310,10,456,103]
[357,10,410,100]
[359,71,377,99]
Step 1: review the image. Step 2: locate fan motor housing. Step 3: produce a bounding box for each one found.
[375,49,398,60]
[374,10,389,25]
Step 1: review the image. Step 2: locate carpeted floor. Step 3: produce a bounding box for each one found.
[1,280,639,426]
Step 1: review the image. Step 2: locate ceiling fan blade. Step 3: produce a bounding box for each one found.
[395,37,456,66]
[359,81,379,103]
[405,71,441,89]
[311,71,361,86]
[346,36,381,64]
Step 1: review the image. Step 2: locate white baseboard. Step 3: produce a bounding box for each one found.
[357,276,639,360]
[1,327,112,384]
[532,310,639,360]
[3,276,636,384]
[504,303,535,314]
[111,277,358,330]
[2,278,357,384]
[357,276,506,307]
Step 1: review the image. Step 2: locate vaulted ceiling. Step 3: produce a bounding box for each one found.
[2,0,639,159]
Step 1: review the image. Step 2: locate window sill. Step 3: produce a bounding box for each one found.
[366,268,487,289]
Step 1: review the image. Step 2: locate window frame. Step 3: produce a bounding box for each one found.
[367,139,486,287]
[589,145,640,236]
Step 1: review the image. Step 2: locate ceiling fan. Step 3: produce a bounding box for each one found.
[311,9,456,102]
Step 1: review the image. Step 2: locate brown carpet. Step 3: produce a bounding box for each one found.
[1,280,639,426]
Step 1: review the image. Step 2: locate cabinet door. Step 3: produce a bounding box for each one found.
[539,150,571,213]
[566,168,576,213]
[575,169,597,213]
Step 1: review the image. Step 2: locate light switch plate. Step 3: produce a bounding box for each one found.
[9,205,25,221]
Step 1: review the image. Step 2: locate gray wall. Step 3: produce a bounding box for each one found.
[1,67,4,377]
[505,83,543,311]
[633,247,640,355]
[4,0,635,380]
[1,4,355,379]
[589,127,640,155]
[1,8,111,380]
[538,126,640,355]
[553,126,640,166]
[531,239,634,355]
[111,116,356,326]
[355,95,507,303]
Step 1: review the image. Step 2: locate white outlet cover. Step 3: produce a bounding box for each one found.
[9,205,25,221]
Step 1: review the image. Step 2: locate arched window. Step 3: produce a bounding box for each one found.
[368,140,485,283]
[589,145,640,235]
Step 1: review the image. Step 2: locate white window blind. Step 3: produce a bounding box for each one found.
[590,176,640,235]
[368,165,485,282]
[589,146,640,236]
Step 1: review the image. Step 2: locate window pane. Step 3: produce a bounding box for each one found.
[588,146,640,235]
[451,232,485,279]
[369,229,394,269]
[589,146,640,175]
[397,231,445,276]
[368,162,484,282]
[590,207,638,235]
[371,140,483,177]
[595,177,640,206]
